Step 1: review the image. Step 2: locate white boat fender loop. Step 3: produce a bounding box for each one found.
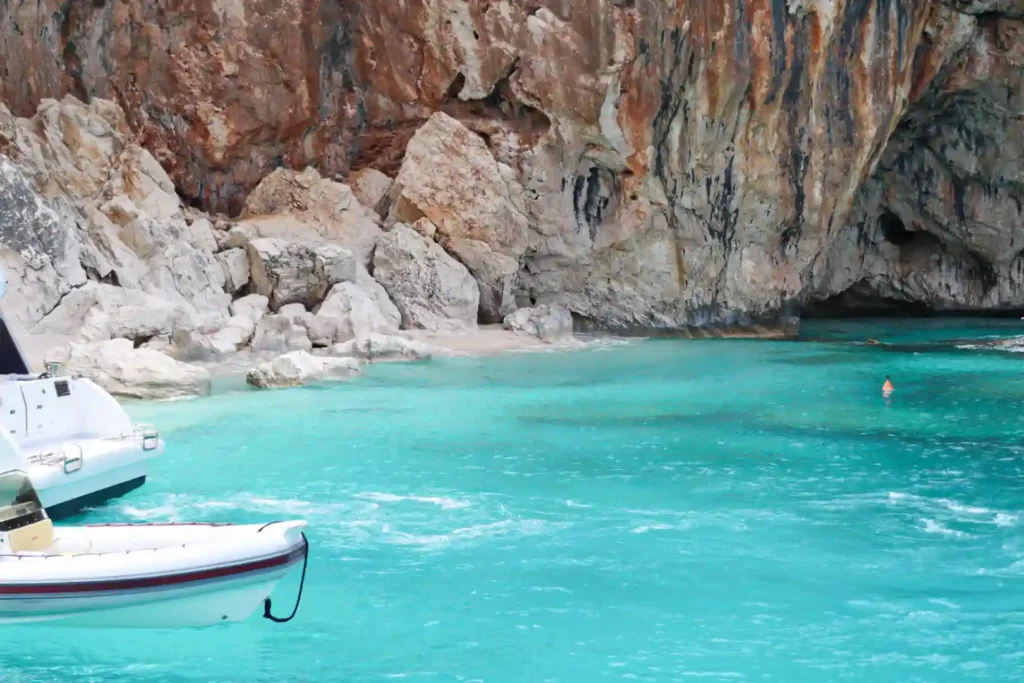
[262,530,309,624]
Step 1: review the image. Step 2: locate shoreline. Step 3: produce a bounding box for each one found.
[192,326,640,379]
[23,317,1024,403]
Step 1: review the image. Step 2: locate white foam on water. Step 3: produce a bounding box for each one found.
[845,599,905,612]
[975,559,1024,576]
[116,492,372,522]
[631,523,676,534]
[381,518,562,551]
[679,672,743,678]
[886,492,1016,528]
[120,503,182,521]
[357,491,472,510]
[921,518,969,538]
[940,499,991,515]
[201,494,317,515]
[995,513,1018,527]
[926,598,961,610]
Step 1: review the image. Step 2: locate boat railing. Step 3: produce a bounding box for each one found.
[0,364,70,383]
[43,362,66,378]
[100,423,161,451]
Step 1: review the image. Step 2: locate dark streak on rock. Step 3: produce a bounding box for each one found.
[764,0,789,104]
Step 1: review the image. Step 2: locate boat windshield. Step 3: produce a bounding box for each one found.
[0,470,45,532]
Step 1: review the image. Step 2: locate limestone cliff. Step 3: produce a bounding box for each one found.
[1,0,1022,334]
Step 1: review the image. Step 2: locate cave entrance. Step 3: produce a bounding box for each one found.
[878,209,915,246]
[802,282,934,319]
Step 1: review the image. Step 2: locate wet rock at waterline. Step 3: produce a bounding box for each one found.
[245,351,363,389]
[332,334,433,362]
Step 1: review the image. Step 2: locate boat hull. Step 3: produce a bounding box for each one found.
[0,558,297,628]
[43,476,147,521]
[0,522,307,628]
[32,438,163,519]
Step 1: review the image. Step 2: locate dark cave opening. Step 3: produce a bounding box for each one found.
[802,284,934,319]
[803,283,1024,319]
[878,209,915,246]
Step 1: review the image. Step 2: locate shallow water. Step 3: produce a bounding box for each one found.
[5,323,1024,682]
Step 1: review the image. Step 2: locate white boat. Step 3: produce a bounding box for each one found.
[0,273,162,519]
[0,469,309,628]
[0,366,164,520]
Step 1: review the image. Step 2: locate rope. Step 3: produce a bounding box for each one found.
[262,532,309,624]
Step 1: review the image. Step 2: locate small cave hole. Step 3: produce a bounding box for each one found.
[879,210,915,246]
[445,72,466,100]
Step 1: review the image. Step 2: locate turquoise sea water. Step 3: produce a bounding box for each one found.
[4,320,1024,682]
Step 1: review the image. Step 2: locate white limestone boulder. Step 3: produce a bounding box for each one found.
[0,156,88,331]
[229,294,270,323]
[355,264,401,330]
[31,282,195,342]
[207,315,259,355]
[372,225,479,332]
[503,304,574,343]
[245,351,363,389]
[216,247,250,294]
[278,303,308,323]
[49,339,211,400]
[388,112,528,321]
[251,314,313,353]
[240,167,383,266]
[332,334,432,362]
[316,282,398,338]
[247,238,356,310]
[3,97,231,327]
[347,168,393,217]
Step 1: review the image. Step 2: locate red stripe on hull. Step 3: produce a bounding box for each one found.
[0,544,306,596]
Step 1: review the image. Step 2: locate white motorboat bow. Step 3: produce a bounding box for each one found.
[0,290,163,519]
[0,470,309,628]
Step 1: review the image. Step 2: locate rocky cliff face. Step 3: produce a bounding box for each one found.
[1,0,1022,334]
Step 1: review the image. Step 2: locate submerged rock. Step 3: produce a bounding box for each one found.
[50,339,211,400]
[245,351,363,389]
[503,305,574,343]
